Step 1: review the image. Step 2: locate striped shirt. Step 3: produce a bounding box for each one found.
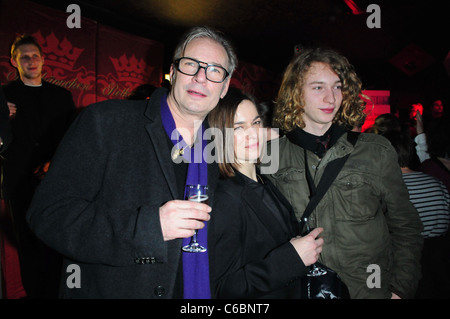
[402,172,450,238]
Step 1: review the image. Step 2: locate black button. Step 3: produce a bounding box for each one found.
[154,285,165,297]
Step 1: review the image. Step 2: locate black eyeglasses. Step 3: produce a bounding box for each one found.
[174,57,230,83]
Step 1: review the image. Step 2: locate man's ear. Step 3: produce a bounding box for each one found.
[10,57,18,68]
[220,77,231,99]
[169,64,175,83]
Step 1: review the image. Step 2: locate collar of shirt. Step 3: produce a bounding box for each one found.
[286,124,347,158]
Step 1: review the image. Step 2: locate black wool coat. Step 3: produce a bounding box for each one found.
[209,170,307,299]
[27,88,219,298]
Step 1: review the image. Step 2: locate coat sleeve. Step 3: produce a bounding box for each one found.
[210,187,307,298]
[26,104,167,266]
[380,143,424,298]
[0,87,11,153]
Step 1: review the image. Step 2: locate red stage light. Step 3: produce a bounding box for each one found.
[342,0,365,15]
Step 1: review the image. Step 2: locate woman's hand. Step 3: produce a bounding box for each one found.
[290,227,324,266]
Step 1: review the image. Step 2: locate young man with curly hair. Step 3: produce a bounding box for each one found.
[264,48,423,299]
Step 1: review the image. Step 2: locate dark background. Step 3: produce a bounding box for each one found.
[25,0,450,111]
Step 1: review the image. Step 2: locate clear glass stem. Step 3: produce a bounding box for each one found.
[191,230,198,244]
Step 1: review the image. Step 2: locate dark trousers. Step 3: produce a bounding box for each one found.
[415,234,450,299]
[6,180,62,298]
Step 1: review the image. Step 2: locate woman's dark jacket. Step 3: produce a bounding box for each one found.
[210,170,307,298]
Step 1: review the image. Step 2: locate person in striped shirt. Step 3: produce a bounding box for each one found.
[381,130,449,237]
[401,172,450,238]
[381,129,450,298]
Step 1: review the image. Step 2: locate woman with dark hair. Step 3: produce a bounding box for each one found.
[208,87,323,298]
[368,113,401,135]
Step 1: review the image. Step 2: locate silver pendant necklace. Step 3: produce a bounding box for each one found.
[171,144,190,160]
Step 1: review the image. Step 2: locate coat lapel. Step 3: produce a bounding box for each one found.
[144,89,180,200]
[241,180,291,243]
[266,179,300,236]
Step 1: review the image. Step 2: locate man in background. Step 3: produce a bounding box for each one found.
[1,34,76,298]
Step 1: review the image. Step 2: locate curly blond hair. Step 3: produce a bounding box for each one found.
[273,48,367,132]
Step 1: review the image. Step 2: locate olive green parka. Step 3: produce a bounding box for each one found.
[264,132,423,299]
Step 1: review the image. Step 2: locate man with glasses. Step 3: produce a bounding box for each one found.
[26,26,237,299]
[174,57,230,83]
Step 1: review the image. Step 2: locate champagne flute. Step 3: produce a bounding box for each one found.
[307,263,328,277]
[182,184,208,253]
[301,219,327,277]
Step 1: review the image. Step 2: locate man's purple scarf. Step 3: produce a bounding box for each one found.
[160,95,210,299]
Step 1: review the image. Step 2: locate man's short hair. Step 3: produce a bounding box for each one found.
[172,26,237,77]
[11,34,43,60]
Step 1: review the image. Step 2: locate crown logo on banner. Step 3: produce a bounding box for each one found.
[109,54,153,83]
[33,31,84,70]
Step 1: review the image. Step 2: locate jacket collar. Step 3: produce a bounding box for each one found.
[286,124,347,158]
[144,88,179,199]
[234,170,297,241]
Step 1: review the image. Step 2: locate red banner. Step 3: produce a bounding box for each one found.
[0,0,97,107]
[0,0,163,108]
[96,24,163,102]
[1,0,280,107]
[231,60,280,103]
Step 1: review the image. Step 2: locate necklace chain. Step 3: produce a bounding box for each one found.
[256,174,265,184]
